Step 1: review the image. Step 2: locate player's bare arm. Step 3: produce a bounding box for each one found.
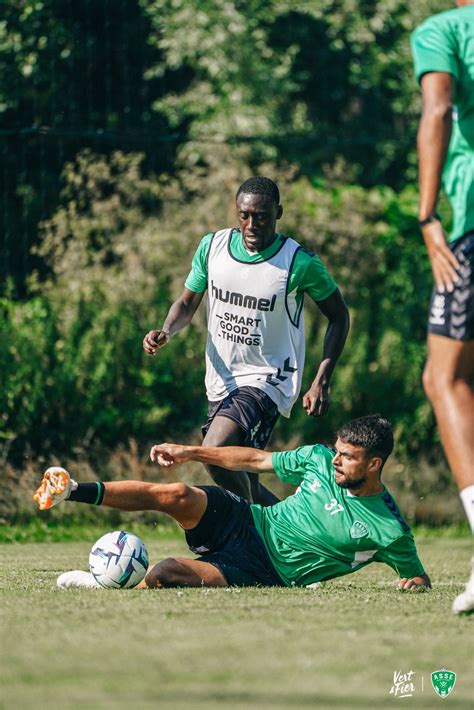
[302,287,349,417]
[399,573,432,591]
[417,72,460,292]
[143,288,204,355]
[150,444,274,473]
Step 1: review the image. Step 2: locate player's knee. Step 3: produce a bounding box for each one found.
[423,359,460,401]
[422,361,437,400]
[165,481,192,505]
[145,558,186,588]
[203,417,244,448]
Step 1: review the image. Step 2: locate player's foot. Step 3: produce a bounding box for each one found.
[33,466,76,510]
[452,558,474,615]
[57,570,100,589]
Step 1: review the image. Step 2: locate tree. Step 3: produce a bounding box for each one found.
[143,0,450,183]
[0,0,179,290]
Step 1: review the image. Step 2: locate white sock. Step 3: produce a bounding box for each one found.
[65,479,78,500]
[460,485,474,534]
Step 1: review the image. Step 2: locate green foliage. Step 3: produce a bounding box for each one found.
[1,0,451,288]
[2,150,209,456]
[0,0,175,288]
[2,149,441,466]
[0,295,57,446]
[143,0,450,183]
[274,177,437,459]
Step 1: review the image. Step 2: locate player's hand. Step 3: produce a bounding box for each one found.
[422,222,460,293]
[399,573,431,591]
[143,330,169,355]
[302,382,330,417]
[150,443,190,467]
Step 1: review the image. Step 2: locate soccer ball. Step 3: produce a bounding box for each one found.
[89,530,149,589]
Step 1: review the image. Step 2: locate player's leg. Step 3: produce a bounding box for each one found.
[422,336,474,491]
[246,394,280,506]
[139,557,228,588]
[57,556,228,590]
[202,388,279,504]
[203,416,279,504]
[140,486,283,589]
[51,483,219,591]
[422,232,474,613]
[423,233,474,490]
[423,336,474,614]
[202,414,253,499]
[248,471,279,506]
[101,481,208,529]
[34,472,208,530]
[140,485,285,589]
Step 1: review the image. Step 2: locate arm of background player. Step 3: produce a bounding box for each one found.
[302,287,350,417]
[143,288,204,354]
[150,444,275,472]
[417,71,460,293]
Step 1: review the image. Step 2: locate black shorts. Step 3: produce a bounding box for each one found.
[428,231,474,341]
[202,387,279,449]
[202,386,279,449]
[185,486,284,587]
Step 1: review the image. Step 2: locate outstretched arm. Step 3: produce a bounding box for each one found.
[302,287,349,417]
[417,71,460,293]
[143,288,204,354]
[150,444,275,473]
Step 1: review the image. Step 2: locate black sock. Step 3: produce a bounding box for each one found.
[68,482,105,505]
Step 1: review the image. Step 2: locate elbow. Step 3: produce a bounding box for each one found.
[326,291,350,332]
[327,308,350,341]
[422,102,453,123]
[343,303,350,328]
[338,304,350,336]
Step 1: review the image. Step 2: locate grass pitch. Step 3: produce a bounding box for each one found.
[1,534,473,709]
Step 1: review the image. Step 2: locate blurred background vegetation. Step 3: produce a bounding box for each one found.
[1,0,462,526]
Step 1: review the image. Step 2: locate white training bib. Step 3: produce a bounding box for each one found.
[205,228,306,417]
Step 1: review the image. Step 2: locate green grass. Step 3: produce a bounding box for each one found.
[1,536,473,710]
[0,518,181,544]
[1,520,469,544]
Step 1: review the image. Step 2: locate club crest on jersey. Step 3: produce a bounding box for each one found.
[350,521,369,539]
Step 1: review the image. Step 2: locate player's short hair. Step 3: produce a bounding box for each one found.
[337,414,394,464]
[236,176,280,205]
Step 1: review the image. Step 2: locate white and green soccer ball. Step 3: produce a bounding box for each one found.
[89,530,149,589]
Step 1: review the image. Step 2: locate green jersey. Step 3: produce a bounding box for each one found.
[184,230,337,303]
[250,445,424,587]
[411,6,474,242]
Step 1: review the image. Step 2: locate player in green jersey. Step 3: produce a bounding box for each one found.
[142,177,349,507]
[411,1,474,614]
[34,414,430,592]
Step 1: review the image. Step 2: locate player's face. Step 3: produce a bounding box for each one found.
[332,438,372,490]
[236,192,282,252]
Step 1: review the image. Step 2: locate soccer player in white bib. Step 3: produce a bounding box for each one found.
[34,415,430,592]
[143,177,349,505]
